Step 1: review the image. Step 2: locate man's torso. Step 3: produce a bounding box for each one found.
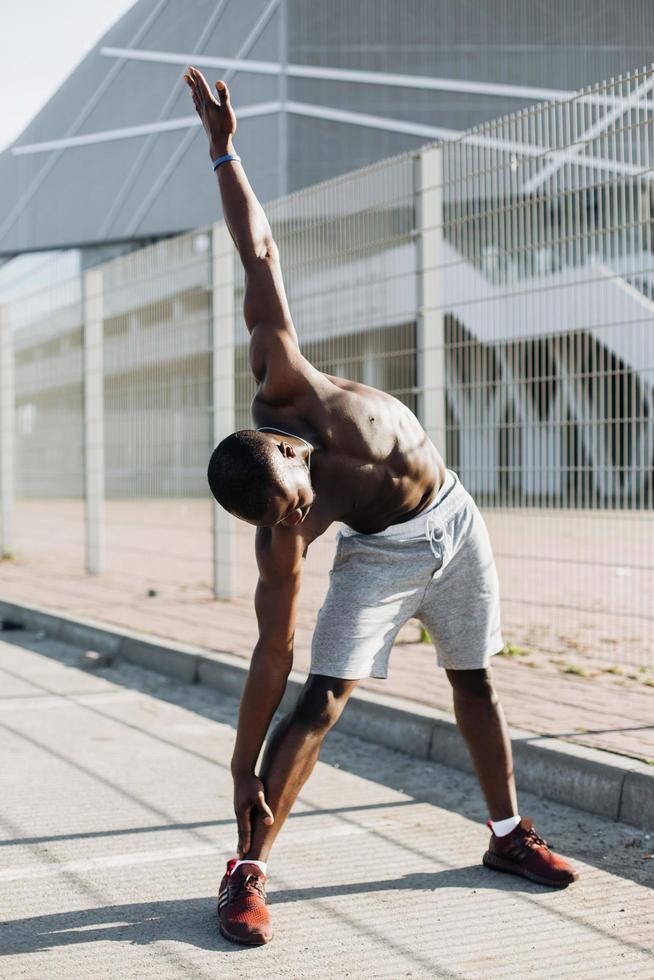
[252,368,446,540]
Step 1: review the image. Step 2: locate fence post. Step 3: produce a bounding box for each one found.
[0,306,14,558]
[211,221,236,600]
[277,0,288,197]
[83,268,105,575]
[415,145,447,456]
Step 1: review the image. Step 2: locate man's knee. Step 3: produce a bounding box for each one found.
[447,667,497,702]
[292,674,357,734]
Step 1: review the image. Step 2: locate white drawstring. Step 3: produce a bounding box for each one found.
[425,514,446,570]
[256,426,314,473]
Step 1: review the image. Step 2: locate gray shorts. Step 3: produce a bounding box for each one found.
[310,470,504,679]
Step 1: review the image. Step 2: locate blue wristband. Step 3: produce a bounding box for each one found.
[212,153,240,172]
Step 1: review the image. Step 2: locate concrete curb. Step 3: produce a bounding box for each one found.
[1,597,652,830]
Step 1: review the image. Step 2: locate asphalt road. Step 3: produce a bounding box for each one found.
[1,630,653,979]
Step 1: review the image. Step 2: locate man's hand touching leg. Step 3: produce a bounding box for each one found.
[233,772,274,858]
[217,676,357,946]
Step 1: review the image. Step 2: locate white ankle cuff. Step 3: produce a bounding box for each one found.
[490,815,521,837]
[232,859,267,875]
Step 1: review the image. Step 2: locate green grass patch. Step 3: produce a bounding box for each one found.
[498,642,529,658]
[562,664,590,677]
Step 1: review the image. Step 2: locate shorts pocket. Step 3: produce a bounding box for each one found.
[330,533,348,574]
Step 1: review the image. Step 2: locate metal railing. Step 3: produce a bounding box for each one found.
[0,65,652,667]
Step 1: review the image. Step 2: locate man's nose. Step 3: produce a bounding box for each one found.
[281,508,303,527]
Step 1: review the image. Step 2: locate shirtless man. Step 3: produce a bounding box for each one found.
[184,66,579,947]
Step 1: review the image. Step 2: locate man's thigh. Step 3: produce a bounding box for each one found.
[310,534,428,680]
[417,503,504,670]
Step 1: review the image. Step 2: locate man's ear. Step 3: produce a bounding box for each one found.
[277,441,296,460]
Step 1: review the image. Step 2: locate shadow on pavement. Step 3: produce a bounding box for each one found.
[2,630,651,893]
[0,898,238,956]
[0,867,535,958]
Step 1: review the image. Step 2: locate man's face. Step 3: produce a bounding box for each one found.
[239,436,315,528]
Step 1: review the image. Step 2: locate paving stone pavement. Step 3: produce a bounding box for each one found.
[1,631,653,980]
[2,502,653,763]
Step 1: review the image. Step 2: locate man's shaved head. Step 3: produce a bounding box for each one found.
[208,430,287,522]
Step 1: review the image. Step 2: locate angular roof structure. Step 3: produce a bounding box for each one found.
[2,0,653,255]
[0,0,285,255]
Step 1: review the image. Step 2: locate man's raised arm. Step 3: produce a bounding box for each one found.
[185,67,305,392]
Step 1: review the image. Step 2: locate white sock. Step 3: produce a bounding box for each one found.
[232,859,267,875]
[490,815,521,837]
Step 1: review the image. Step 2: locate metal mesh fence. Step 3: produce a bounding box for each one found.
[0,64,652,666]
[10,272,85,575]
[437,64,653,664]
[232,152,418,601]
[100,229,214,591]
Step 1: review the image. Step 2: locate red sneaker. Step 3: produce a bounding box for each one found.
[217,859,273,945]
[483,817,580,888]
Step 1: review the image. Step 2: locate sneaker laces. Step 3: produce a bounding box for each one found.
[231,872,266,901]
[523,825,549,850]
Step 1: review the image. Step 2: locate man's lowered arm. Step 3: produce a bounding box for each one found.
[230,526,306,855]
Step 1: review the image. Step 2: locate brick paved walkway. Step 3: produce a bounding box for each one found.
[1,534,652,763]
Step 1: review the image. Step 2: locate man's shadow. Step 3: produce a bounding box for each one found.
[1,866,534,957]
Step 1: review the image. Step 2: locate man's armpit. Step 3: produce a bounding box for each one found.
[249,328,314,403]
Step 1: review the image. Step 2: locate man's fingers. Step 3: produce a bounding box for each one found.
[235,790,271,860]
[188,66,218,105]
[238,823,251,857]
[257,790,274,826]
[183,74,201,112]
[215,79,231,104]
[236,805,252,857]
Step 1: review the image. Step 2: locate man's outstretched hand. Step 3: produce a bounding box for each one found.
[233,772,274,858]
[184,66,237,159]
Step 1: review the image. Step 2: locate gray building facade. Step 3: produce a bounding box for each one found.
[1,0,653,258]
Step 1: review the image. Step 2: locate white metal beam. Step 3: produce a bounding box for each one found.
[100,45,654,112]
[523,75,654,193]
[285,103,652,180]
[11,103,282,156]
[11,98,650,185]
[285,100,457,141]
[101,44,571,100]
[12,116,200,155]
